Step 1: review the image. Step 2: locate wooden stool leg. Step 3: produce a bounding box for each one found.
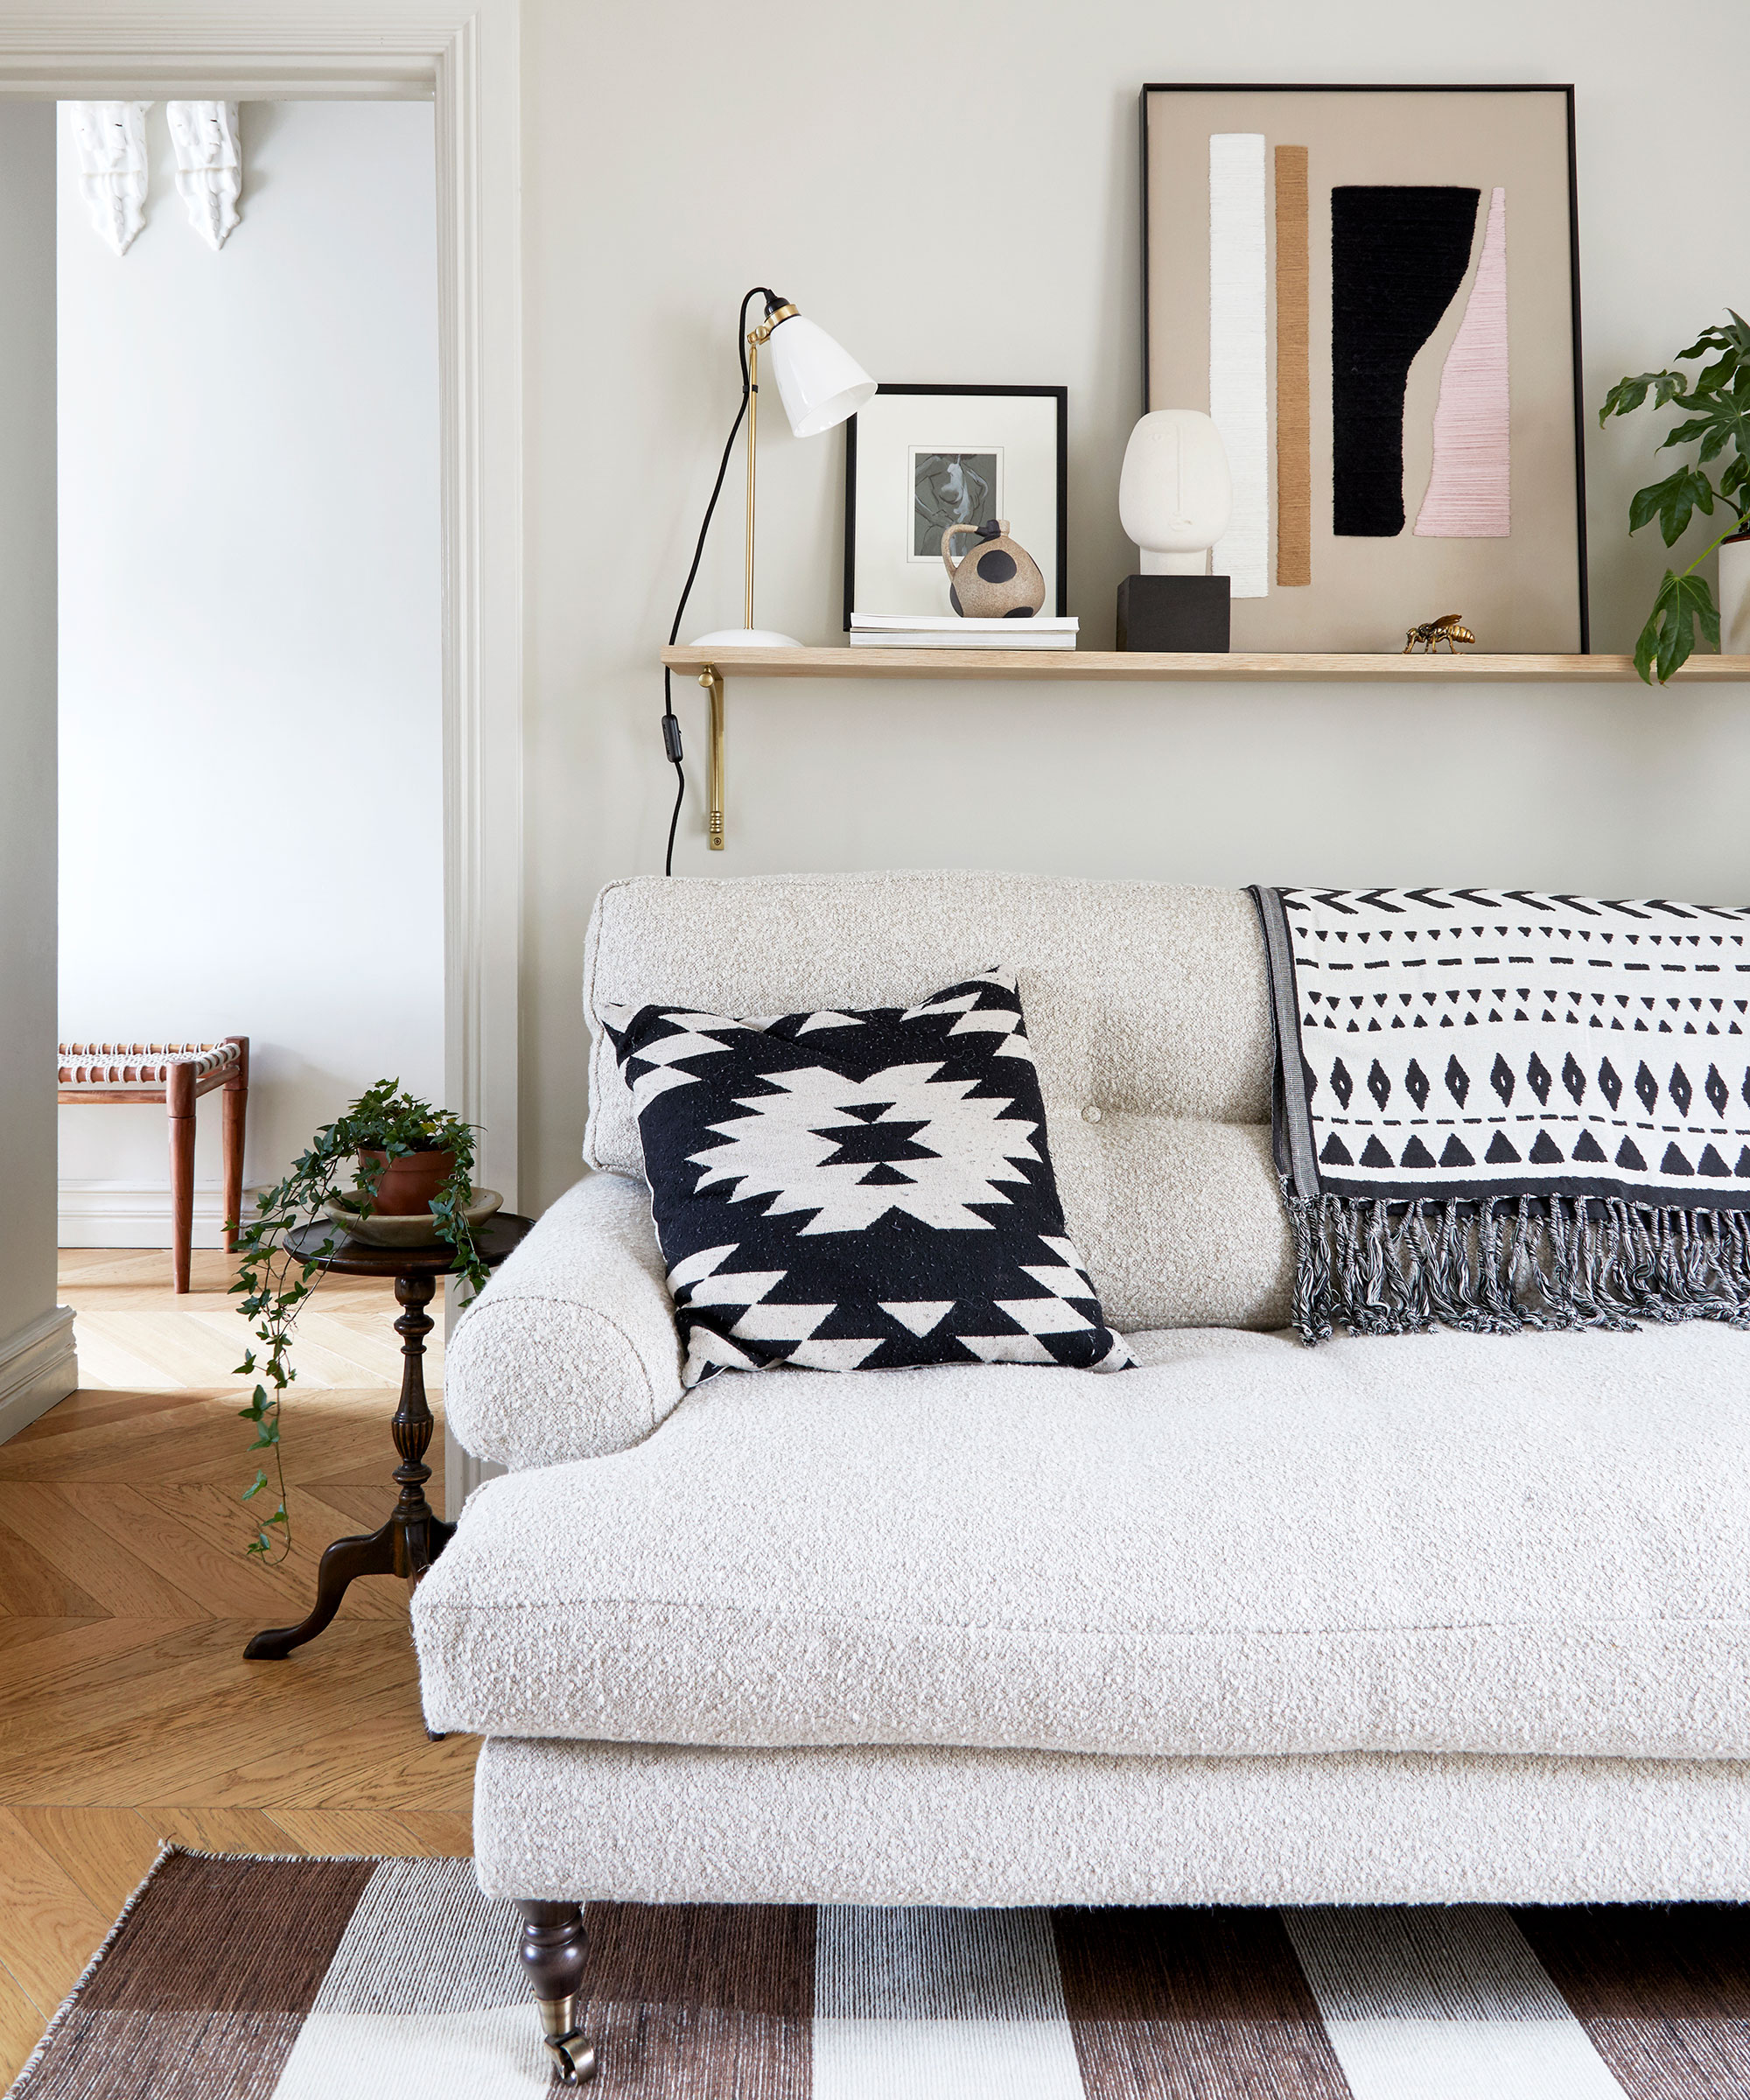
[167,1063,195,1295]
[221,1036,249,1254]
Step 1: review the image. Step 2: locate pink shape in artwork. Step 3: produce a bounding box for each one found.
[1415,186,1509,537]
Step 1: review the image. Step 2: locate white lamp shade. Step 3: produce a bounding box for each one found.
[766,312,876,438]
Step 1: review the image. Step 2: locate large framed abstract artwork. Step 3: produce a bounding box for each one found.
[1143,85,1588,652]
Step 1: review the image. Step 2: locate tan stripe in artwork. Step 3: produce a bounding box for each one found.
[1275,144,1312,587]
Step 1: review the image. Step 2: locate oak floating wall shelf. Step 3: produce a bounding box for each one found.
[663,648,1750,848]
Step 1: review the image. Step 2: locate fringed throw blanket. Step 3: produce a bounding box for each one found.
[1251,886,1750,1341]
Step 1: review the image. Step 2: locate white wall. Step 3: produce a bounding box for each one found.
[57,100,443,1246]
[521,0,1750,1213]
[0,101,76,1437]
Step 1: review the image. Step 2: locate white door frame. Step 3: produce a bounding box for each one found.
[0,4,522,1505]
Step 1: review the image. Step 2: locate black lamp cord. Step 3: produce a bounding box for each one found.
[662,286,776,875]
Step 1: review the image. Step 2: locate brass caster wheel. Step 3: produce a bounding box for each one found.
[543,2028,596,2084]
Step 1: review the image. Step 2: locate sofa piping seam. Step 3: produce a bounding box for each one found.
[418,1598,1749,1640]
[459,1290,674,1435]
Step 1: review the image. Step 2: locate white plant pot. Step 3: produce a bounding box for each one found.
[1719,529,1750,656]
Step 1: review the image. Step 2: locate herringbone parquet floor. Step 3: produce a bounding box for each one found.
[0,1249,476,2086]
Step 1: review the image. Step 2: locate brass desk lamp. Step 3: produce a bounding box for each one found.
[662,287,874,866]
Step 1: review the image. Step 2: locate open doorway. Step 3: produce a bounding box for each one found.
[54,100,444,1311]
[0,12,521,1530]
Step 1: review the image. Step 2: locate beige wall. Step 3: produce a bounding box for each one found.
[522,0,1750,1211]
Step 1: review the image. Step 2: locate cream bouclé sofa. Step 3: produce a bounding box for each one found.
[411,870,1750,2081]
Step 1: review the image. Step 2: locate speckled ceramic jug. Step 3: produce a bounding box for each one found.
[942,519,1046,619]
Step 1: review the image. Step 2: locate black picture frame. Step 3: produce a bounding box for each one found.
[843,383,1069,630]
[1140,83,1589,653]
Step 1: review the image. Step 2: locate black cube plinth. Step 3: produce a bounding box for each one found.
[1116,574,1231,652]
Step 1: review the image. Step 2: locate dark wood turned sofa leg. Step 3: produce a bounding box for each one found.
[515,1900,596,2084]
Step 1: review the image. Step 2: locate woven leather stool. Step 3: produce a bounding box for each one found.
[57,1037,249,1293]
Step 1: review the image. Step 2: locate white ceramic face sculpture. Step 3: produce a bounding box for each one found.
[1118,410,1233,576]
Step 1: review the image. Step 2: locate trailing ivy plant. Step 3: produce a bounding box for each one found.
[231,1081,490,1560]
[1600,311,1750,683]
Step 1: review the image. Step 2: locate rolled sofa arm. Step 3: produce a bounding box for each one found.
[444,1172,683,1471]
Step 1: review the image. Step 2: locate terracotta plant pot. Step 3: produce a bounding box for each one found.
[357,1147,456,1216]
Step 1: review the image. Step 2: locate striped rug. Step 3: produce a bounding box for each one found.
[11,1849,1750,2097]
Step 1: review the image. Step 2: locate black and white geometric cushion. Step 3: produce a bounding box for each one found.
[602,970,1133,1385]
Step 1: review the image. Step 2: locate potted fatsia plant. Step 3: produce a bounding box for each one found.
[232,1080,491,1559]
[1600,311,1750,683]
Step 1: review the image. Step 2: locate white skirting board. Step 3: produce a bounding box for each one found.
[0,1305,77,1445]
[57,1180,258,1250]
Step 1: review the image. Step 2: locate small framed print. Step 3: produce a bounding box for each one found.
[844,384,1067,625]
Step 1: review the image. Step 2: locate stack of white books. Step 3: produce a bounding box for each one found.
[849,614,1079,651]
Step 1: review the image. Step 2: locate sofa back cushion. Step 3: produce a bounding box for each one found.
[584,872,1292,1331]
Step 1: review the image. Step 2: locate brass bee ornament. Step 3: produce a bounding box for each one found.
[942,519,1046,620]
[1404,612,1477,654]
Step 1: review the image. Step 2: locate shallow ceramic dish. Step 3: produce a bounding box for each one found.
[320,1187,502,1248]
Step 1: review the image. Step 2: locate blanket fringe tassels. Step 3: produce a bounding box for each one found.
[1281,1180,1750,1345]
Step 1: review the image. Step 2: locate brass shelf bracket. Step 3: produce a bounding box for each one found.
[698,665,725,850]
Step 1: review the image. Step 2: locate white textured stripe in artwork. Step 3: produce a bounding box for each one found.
[1282,1905,1628,2099]
[1208,132,1270,598]
[813,1906,1084,2098]
[1415,186,1510,537]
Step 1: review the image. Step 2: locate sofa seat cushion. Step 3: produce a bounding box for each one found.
[413,1322,1750,1760]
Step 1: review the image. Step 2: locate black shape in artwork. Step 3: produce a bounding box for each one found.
[1330,1058,1354,1108]
[1562,1053,1587,1105]
[1669,1063,1694,1116]
[1635,1061,1660,1113]
[1597,1059,1623,1110]
[1400,1135,1437,1169]
[1367,1059,1391,1109]
[1572,1129,1607,1164]
[1616,1137,1647,1172]
[1331,185,1480,537]
[1438,1134,1475,1168]
[1526,1054,1552,1105]
[1445,1055,1470,1107]
[1320,1130,1354,1166]
[1706,1064,1731,1116]
[1529,1131,1565,1164]
[1360,1136,1395,1167]
[1404,1059,1431,1109]
[1490,1054,1516,1107]
[1485,1131,1522,1164]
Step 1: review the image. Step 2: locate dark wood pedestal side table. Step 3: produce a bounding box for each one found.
[244,1211,531,1664]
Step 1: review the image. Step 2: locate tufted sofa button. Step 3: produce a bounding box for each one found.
[1082,1103,1102,1124]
